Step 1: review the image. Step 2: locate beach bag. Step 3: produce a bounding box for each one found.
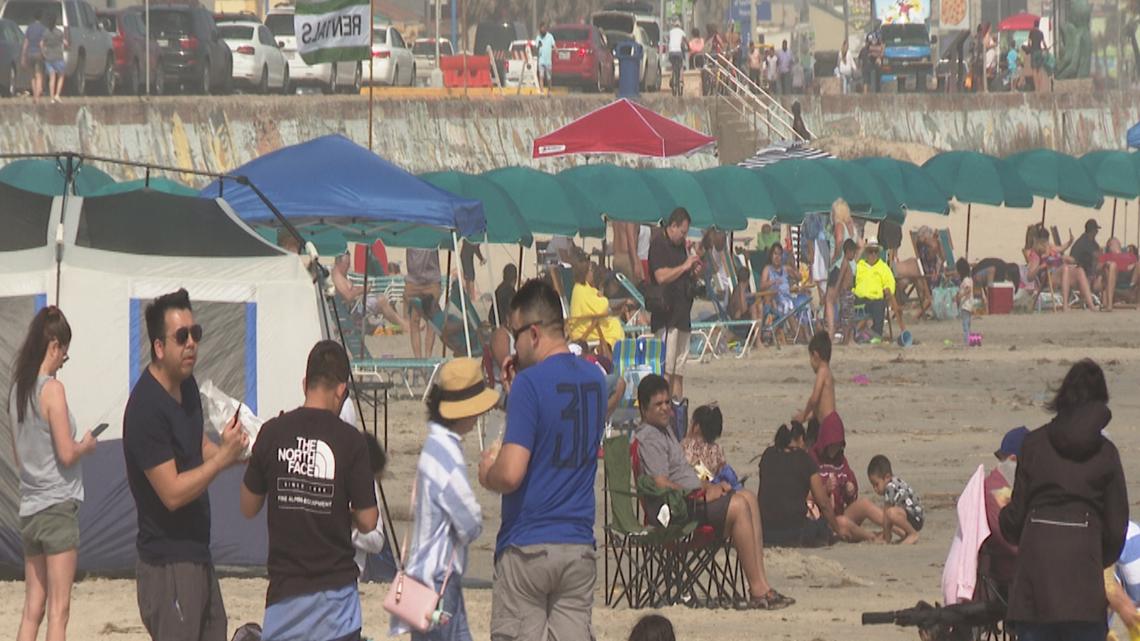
[383,475,456,633]
[932,286,960,320]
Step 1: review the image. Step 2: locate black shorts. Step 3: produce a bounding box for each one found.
[763,518,833,548]
[688,492,732,536]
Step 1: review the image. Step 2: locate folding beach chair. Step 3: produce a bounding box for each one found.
[613,272,652,336]
[408,279,486,358]
[329,294,442,398]
[611,336,664,430]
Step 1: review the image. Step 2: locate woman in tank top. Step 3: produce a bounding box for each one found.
[10,306,96,641]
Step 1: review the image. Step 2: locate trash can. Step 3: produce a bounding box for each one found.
[615,41,643,98]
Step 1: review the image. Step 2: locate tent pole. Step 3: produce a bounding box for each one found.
[361,245,370,360]
[54,153,76,304]
[455,232,473,359]
[518,244,524,288]
[1040,199,1047,225]
[965,203,972,260]
[1111,198,1118,237]
[442,248,452,359]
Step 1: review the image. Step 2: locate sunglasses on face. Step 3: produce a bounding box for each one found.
[169,324,204,346]
[511,321,541,344]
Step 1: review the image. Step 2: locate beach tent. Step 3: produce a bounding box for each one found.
[531,98,717,159]
[0,184,322,571]
[1129,122,1140,149]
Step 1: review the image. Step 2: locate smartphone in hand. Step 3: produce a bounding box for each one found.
[91,423,109,438]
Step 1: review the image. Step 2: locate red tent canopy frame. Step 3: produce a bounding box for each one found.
[999,12,1040,31]
[532,98,717,159]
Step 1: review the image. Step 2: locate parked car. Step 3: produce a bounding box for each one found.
[473,19,526,82]
[0,0,115,94]
[0,17,25,95]
[593,11,660,90]
[215,13,287,93]
[147,4,231,94]
[265,3,358,94]
[97,8,161,94]
[411,36,450,85]
[504,39,534,87]
[549,23,614,92]
[365,23,413,86]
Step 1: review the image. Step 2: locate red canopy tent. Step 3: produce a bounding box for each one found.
[998,12,1039,31]
[532,98,717,159]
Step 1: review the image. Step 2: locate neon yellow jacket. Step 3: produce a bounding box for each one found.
[853,258,895,300]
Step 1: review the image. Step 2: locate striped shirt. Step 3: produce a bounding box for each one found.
[390,423,482,634]
[1116,521,1140,602]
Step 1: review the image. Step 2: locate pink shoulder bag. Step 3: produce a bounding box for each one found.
[383,476,457,632]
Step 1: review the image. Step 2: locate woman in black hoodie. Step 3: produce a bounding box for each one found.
[999,359,1129,641]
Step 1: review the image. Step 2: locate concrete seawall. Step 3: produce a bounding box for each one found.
[0,92,1135,183]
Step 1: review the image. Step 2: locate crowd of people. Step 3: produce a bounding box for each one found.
[8,203,1140,641]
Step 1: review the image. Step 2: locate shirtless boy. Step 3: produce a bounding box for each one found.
[793,331,835,425]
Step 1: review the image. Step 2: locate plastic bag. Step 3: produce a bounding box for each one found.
[199,379,262,460]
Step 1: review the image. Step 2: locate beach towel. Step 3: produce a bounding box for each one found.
[942,464,990,606]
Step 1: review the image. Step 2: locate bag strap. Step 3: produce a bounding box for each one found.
[396,471,460,598]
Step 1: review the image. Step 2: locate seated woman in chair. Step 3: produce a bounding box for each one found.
[889,226,939,321]
[1024,225,1096,312]
[760,243,810,341]
[567,260,629,357]
[729,266,764,337]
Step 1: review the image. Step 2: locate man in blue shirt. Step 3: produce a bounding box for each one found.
[536,23,555,92]
[480,279,604,641]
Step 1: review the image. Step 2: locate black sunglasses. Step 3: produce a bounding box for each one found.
[169,324,204,346]
[511,321,541,344]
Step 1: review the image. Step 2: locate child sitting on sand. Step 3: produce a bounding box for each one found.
[794,331,836,425]
[809,413,880,542]
[867,454,924,544]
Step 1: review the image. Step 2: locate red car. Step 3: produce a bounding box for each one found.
[97,9,163,94]
[549,24,614,92]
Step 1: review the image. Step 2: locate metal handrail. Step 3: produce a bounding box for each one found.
[703,53,805,143]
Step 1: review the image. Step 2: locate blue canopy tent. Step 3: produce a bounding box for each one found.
[201,134,487,357]
[1129,122,1140,149]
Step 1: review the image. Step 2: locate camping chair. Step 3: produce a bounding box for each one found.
[409,279,486,358]
[611,336,664,430]
[630,439,747,608]
[328,294,442,398]
[602,435,699,608]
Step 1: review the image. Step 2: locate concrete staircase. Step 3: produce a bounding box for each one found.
[715,100,762,166]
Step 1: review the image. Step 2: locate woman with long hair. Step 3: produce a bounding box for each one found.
[999,359,1128,641]
[10,306,96,641]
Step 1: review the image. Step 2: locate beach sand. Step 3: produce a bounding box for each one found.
[3,305,1140,640]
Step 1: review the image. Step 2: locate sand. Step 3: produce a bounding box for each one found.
[3,306,1140,640]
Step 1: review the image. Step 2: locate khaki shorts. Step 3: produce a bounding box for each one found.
[658,327,690,378]
[491,544,596,641]
[21,499,80,557]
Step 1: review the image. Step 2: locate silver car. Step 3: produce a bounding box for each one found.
[0,0,115,94]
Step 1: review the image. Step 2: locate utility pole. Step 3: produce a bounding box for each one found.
[751,0,757,48]
[531,0,537,38]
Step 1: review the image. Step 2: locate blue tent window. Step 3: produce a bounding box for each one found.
[129,299,257,413]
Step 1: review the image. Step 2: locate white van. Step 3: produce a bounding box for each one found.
[264,3,359,93]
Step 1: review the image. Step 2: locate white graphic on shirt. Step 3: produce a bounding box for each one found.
[278,437,336,480]
[275,437,336,514]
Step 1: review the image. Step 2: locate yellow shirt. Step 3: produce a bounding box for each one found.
[568,283,624,348]
[852,258,896,300]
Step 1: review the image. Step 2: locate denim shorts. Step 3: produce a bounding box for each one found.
[45,59,66,75]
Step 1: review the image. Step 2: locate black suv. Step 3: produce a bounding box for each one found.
[149,4,231,94]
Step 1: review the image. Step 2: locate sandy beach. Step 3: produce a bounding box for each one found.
[3,302,1139,640]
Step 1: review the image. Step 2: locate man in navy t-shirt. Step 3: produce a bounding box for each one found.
[479,279,604,641]
[123,289,248,641]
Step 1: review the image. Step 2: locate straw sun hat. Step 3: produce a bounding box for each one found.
[435,358,499,420]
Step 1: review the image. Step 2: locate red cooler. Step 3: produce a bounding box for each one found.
[988,282,1014,314]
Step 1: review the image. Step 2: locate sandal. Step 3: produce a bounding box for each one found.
[734,590,793,610]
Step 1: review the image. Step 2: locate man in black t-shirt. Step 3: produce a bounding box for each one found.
[648,207,699,400]
[494,263,517,327]
[123,289,248,641]
[241,340,378,641]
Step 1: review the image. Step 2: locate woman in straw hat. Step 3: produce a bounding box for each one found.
[390,358,498,641]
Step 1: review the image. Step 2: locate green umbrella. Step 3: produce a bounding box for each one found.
[638,168,747,231]
[854,157,950,216]
[755,159,873,218]
[922,151,1034,259]
[1007,149,1104,226]
[692,166,802,224]
[419,171,534,247]
[86,177,198,197]
[1080,151,1140,237]
[482,166,605,238]
[558,164,672,225]
[0,158,116,196]
[819,159,897,222]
